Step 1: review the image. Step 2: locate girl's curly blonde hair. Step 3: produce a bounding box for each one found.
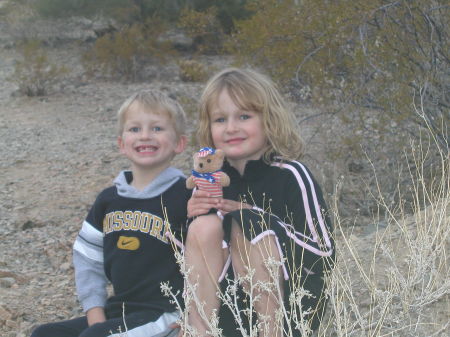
[197,67,304,163]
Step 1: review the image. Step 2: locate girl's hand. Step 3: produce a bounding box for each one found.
[187,189,220,218]
[217,199,252,215]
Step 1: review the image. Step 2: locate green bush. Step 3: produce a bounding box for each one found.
[33,0,127,19]
[229,0,449,154]
[10,39,68,96]
[178,59,210,82]
[82,22,174,81]
[226,0,449,219]
[178,6,224,54]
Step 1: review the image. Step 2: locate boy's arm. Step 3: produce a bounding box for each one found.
[73,220,108,313]
[86,306,106,326]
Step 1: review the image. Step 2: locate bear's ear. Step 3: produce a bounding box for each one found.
[215,149,224,160]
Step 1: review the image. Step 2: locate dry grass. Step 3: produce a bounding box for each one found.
[319,138,449,337]
[162,131,449,336]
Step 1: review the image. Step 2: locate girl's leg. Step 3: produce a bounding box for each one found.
[185,214,227,336]
[230,221,284,337]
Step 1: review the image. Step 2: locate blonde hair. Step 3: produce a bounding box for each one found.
[118,90,187,138]
[197,67,304,162]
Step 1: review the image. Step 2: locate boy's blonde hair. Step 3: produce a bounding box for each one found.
[197,67,304,162]
[118,90,187,138]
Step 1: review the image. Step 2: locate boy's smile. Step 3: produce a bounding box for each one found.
[118,101,184,174]
[136,144,158,153]
[210,89,267,174]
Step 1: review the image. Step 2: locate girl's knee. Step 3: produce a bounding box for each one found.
[187,215,223,245]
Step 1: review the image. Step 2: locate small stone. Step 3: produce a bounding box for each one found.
[0,277,15,288]
[5,319,18,328]
[60,262,71,271]
[0,305,12,321]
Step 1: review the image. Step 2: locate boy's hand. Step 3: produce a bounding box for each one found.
[86,307,106,326]
[187,190,220,217]
[169,322,182,336]
[218,199,252,215]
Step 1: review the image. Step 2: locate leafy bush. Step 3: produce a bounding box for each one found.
[10,39,68,96]
[229,0,449,154]
[178,59,209,82]
[33,0,249,27]
[82,22,174,81]
[33,0,126,19]
[185,0,251,34]
[178,6,224,54]
[227,0,449,219]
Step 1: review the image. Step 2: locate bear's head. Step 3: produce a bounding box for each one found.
[193,147,225,173]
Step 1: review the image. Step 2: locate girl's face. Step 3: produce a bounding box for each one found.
[209,89,268,174]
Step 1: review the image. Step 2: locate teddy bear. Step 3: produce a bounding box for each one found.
[186,147,230,198]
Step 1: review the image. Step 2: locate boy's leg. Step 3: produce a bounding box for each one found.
[185,214,228,336]
[230,220,284,337]
[30,316,88,337]
[80,311,179,337]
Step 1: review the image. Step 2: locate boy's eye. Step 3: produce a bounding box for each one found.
[240,114,251,120]
[129,126,140,132]
[152,126,162,132]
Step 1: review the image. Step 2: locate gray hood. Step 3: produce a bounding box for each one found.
[114,167,185,199]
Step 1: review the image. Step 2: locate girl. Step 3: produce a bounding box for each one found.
[184,68,335,337]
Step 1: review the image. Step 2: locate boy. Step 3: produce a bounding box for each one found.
[31,90,190,337]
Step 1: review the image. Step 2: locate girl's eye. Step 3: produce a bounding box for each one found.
[214,117,225,123]
[240,114,251,120]
[152,126,162,132]
[129,127,140,132]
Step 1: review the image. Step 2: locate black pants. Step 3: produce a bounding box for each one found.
[30,310,179,337]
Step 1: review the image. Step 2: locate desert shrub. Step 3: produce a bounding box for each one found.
[226,0,449,219]
[178,59,209,82]
[229,0,449,154]
[319,136,450,337]
[9,39,68,96]
[33,0,182,22]
[33,0,125,18]
[32,0,248,26]
[82,21,174,81]
[184,0,251,34]
[177,6,224,54]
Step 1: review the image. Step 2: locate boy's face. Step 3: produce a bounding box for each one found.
[118,101,185,172]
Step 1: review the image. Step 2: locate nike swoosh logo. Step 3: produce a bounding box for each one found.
[117,236,140,250]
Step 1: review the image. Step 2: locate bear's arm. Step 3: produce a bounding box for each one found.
[220,172,230,187]
[186,176,196,189]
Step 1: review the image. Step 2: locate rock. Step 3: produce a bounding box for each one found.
[0,278,15,288]
[0,305,12,321]
[4,319,17,329]
[157,29,194,52]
